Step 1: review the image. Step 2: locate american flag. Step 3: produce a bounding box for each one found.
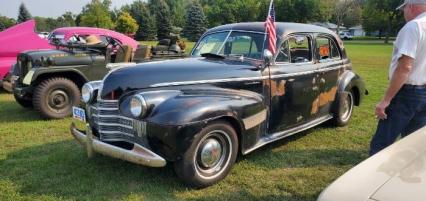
[265,1,277,55]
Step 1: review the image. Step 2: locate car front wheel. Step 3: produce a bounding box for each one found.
[33,77,81,119]
[174,121,238,188]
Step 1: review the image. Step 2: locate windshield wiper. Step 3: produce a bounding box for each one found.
[200,53,225,59]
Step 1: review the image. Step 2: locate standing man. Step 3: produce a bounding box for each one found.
[370,0,426,156]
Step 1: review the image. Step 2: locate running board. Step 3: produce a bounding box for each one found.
[243,115,333,155]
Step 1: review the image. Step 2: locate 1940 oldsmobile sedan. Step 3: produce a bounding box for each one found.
[71,22,367,188]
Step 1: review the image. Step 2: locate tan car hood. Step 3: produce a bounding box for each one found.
[318,126,426,201]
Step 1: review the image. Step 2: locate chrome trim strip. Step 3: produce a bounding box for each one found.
[151,76,269,87]
[98,130,134,137]
[243,109,267,130]
[97,122,133,129]
[243,115,333,155]
[92,114,133,120]
[91,106,118,111]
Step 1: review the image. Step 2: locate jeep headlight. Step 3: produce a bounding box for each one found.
[130,94,148,118]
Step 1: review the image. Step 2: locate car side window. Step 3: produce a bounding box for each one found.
[316,36,341,62]
[276,35,312,63]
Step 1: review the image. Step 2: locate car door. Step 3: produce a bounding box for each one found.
[267,33,321,134]
[313,34,344,117]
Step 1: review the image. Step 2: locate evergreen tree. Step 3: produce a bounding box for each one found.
[153,0,173,40]
[17,3,32,23]
[183,1,207,41]
[126,1,157,40]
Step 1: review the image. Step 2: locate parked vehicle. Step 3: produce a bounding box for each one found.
[0,20,139,91]
[71,22,367,188]
[339,32,353,40]
[317,126,426,201]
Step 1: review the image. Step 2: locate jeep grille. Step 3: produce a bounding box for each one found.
[89,100,148,146]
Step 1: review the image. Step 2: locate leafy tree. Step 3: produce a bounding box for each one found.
[152,0,173,40]
[183,1,207,41]
[362,0,404,43]
[166,0,189,28]
[343,5,362,28]
[79,0,115,29]
[124,1,157,40]
[58,12,76,27]
[18,3,32,23]
[115,11,139,34]
[0,16,16,30]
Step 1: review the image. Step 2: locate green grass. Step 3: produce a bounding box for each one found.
[0,40,392,201]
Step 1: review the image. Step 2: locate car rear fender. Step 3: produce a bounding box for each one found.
[337,70,367,106]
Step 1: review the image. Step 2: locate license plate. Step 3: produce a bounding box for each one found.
[73,107,86,122]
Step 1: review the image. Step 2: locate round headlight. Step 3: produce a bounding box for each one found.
[130,94,147,118]
[82,83,94,103]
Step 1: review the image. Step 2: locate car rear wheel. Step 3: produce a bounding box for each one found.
[332,91,354,127]
[33,77,80,119]
[174,121,238,188]
[13,93,33,108]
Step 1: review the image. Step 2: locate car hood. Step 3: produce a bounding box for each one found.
[101,57,262,99]
[317,126,426,201]
[0,20,53,58]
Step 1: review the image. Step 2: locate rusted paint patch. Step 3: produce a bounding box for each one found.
[269,80,287,97]
[311,86,338,114]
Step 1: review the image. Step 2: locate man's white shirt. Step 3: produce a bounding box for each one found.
[390,12,426,85]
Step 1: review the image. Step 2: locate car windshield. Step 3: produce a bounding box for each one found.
[192,31,266,60]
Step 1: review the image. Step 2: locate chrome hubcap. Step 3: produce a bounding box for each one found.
[341,93,353,121]
[200,139,223,168]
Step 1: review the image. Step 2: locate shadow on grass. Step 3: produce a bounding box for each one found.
[0,140,185,200]
[240,127,368,169]
[0,93,42,123]
[0,133,368,201]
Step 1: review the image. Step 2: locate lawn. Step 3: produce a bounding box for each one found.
[0,41,393,201]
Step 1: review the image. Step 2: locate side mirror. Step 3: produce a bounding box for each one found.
[263,49,273,65]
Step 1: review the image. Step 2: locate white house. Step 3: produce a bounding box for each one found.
[349,25,366,37]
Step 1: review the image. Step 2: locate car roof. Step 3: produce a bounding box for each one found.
[205,22,338,38]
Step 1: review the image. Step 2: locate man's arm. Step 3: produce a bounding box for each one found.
[376,55,414,120]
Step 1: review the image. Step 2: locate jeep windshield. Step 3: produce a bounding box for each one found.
[192,31,266,60]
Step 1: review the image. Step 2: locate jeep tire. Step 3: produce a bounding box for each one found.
[33,77,80,119]
[174,121,238,188]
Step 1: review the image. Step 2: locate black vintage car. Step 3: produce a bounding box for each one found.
[10,36,185,119]
[71,22,367,188]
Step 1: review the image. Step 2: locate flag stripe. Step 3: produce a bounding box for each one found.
[265,2,277,55]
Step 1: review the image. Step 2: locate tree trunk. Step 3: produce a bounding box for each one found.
[385,16,393,44]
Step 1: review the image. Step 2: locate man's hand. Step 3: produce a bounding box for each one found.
[375,100,391,120]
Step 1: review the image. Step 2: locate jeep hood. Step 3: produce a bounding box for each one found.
[101,57,262,99]
[20,49,101,67]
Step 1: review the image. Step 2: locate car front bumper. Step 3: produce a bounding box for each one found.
[70,123,167,167]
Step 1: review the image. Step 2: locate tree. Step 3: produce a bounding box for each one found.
[18,3,32,23]
[115,11,139,34]
[343,5,362,28]
[334,0,358,34]
[79,0,115,29]
[0,16,16,30]
[362,0,404,43]
[183,1,207,41]
[152,0,173,40]
[124,1,157,40]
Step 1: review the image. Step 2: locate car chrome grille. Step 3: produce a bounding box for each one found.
[89,100,147,144]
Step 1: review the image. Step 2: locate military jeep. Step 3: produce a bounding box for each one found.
[12,36,186,119]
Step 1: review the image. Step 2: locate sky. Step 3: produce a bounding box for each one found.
[0,0,138,19]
